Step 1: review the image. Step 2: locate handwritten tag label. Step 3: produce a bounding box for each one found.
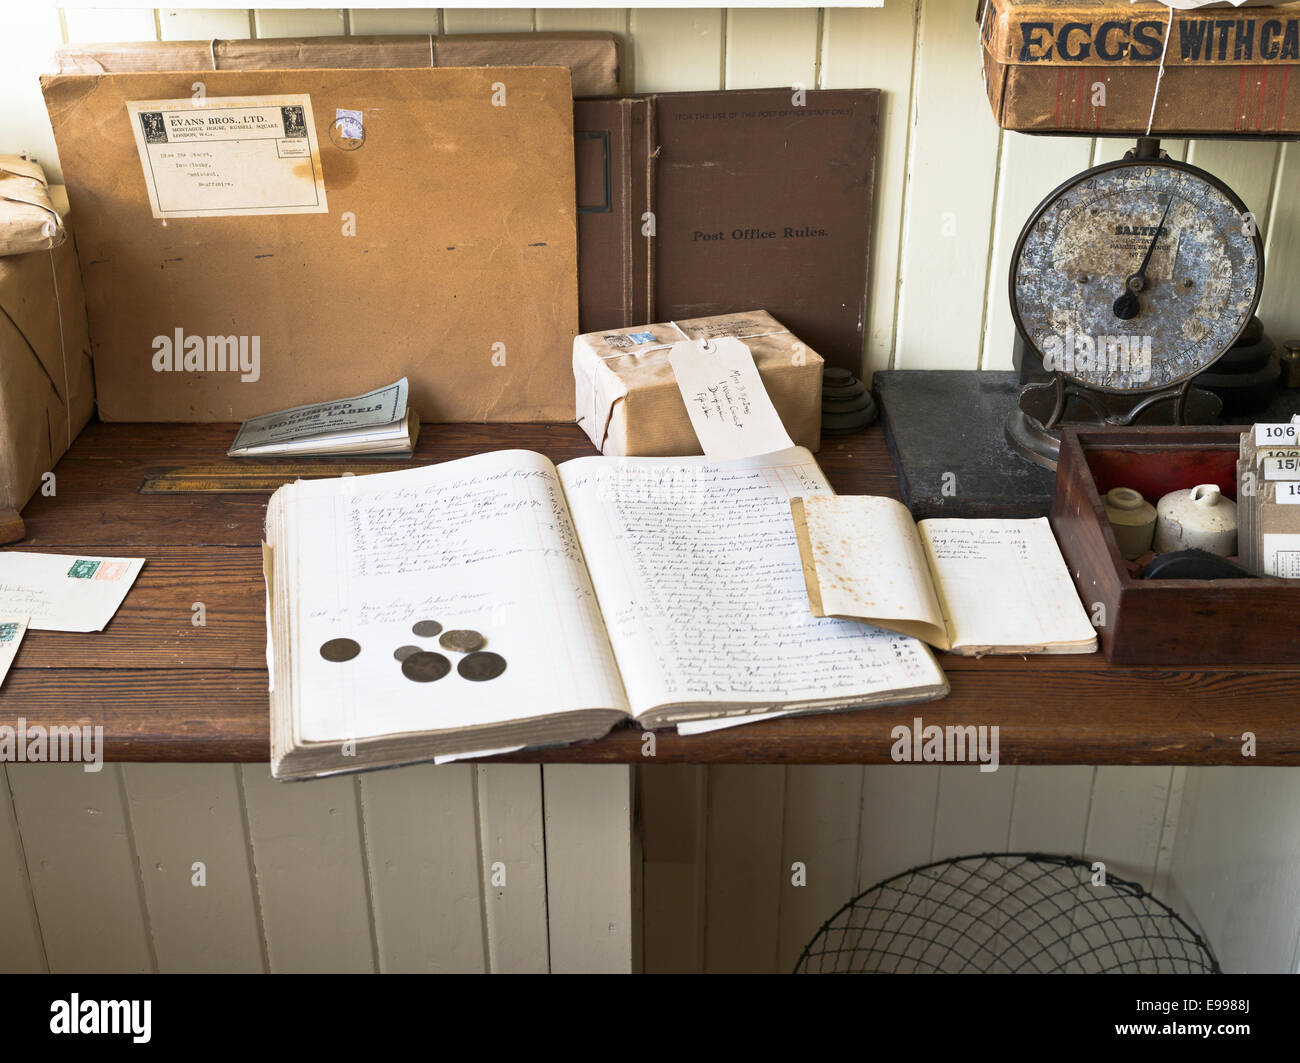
[1278,483,1300,505]
[1256,422,1299,446]
[668,337,795,461]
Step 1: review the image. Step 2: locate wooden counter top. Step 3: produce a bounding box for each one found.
[5,420,1297,765]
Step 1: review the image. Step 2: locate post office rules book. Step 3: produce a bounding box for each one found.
[575,89,881,373]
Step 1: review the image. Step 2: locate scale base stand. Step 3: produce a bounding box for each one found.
[1004,410,1064,470]
[1004,381,1224,472]
[1006,332,1225,471]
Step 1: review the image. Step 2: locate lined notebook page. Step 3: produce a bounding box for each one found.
[558,447,943,718]
[287,450,627,743]
[918,518,1097,653]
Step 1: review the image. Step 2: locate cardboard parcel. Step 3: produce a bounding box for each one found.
[0,156,67,256]
[979,0,1300,136]
[574,310,823,457]
[41,66,579,422]
[52,32,620,97]
[0,186,95,511]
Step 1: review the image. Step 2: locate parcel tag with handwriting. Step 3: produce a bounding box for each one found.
[667,337,795,461]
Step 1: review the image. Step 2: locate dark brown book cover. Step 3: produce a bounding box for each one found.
[574,98,653,330]
[575,88,880,372]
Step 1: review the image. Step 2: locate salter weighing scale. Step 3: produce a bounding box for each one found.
[874,135,1293,517]
[1005,136,1264,469]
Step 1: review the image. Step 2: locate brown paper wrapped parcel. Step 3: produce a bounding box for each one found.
[574,310,822,457]
[0,156,66,257]
[0,186,95,511]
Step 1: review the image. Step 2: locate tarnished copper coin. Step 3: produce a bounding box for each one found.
[393,645,420,661]
[458,651,506,682]
[412,620,443,638]
[401,651,451,682]
[439,629,485,653]
[320,638,361,663]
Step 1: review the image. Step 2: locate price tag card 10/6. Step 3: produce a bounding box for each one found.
[1257,422,1300,446]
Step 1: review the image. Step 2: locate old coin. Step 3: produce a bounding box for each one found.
[401,651,451,683]
[393,645,420,661]
[439,629,485,653]
[412,620,443,638]
[458,651,507,682]
[320,637,361,662]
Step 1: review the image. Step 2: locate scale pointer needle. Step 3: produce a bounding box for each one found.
[1113,195,1173,321]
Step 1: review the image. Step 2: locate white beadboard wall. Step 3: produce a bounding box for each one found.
[6,758,1299,973]
[1,761,638,973]
[1,5,1298,975]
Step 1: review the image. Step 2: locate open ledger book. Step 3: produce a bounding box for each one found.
[264,447,948,779]
[791,495,1098,656]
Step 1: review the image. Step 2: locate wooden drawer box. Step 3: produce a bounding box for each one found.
[1051,426,1300,666]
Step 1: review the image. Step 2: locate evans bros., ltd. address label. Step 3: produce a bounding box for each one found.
[126,95,329,219]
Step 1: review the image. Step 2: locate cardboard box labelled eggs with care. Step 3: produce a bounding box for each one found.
[979,0,1300,136]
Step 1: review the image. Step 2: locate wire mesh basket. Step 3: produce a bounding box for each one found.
[795,852,1219,974]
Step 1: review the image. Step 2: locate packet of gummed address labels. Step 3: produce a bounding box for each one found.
[667,337,796,461]
[229,378,409,456]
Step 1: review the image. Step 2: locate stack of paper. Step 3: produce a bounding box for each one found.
[1238,417,1300,578]
[229,379,417,458]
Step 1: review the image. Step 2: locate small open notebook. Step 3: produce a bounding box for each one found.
[264,447,948,779]
[791,496,1097,656]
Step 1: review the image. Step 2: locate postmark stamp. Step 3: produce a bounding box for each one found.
[329,109,365,151]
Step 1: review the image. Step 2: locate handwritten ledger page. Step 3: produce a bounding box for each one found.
[267,446,950,777]
[918,518,1097,655]
[794,495,1096,656]
[276,450,627,761]
[558,447,947,724]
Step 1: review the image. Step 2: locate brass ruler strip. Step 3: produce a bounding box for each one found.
[139,461,417,493]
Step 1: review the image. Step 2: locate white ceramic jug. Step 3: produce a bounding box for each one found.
[1154,484,1238,557]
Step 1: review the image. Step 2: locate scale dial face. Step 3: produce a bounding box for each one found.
[1011,159,1264,394]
